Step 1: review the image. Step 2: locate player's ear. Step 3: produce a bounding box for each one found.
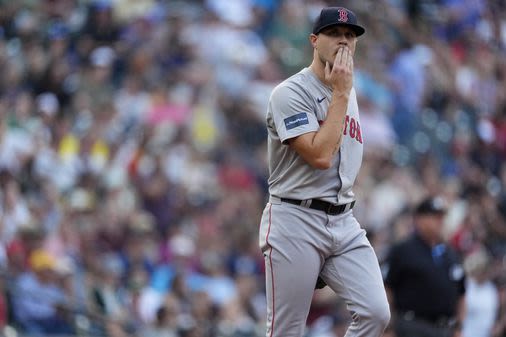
[309,34,318,48]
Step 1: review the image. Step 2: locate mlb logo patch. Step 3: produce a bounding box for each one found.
[284,113,309,130]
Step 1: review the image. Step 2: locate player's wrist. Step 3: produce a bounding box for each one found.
[331,91,350,100]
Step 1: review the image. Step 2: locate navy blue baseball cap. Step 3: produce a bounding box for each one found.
[312,7,365,36]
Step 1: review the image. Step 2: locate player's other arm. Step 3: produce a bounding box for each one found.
[289,47,353,170]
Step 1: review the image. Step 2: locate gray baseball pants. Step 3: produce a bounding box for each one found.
[259,197,390,337]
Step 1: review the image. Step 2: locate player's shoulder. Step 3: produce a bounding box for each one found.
[286,67,316,88]
[270,68,313,99]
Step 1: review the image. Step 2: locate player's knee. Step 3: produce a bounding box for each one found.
[354,299,390,331]
[367,300,391,329]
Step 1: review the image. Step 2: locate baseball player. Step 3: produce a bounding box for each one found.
[259,7,390,337]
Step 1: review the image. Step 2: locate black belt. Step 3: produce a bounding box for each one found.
[281,198,355,215]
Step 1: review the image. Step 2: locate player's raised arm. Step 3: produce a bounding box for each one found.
[289,27,355,170]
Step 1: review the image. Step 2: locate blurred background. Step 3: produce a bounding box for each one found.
[0,0,505,336]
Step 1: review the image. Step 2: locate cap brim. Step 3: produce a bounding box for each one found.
[314,23,365,36]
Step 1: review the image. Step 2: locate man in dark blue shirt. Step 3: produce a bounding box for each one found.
[385,196,466,337]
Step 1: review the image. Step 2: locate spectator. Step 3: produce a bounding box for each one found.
[11,249,74,335]
[461,246,499,337]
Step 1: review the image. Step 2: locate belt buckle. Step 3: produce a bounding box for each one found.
[327,203,338,215]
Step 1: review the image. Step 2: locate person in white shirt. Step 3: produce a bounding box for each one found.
[461,247,499,337]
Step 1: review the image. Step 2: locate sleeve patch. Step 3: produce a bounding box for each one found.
[284,113,309,130]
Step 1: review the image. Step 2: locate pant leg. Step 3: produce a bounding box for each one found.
[320,214,390,337]
[259,203,330,337]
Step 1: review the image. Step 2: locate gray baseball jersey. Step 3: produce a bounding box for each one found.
[266,67,363,204]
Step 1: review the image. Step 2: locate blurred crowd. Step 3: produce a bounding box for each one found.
[0,0,505,336]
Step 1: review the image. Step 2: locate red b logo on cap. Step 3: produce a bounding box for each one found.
[338,8,348,22]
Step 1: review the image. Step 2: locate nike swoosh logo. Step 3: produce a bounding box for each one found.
[317,97,326,103]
